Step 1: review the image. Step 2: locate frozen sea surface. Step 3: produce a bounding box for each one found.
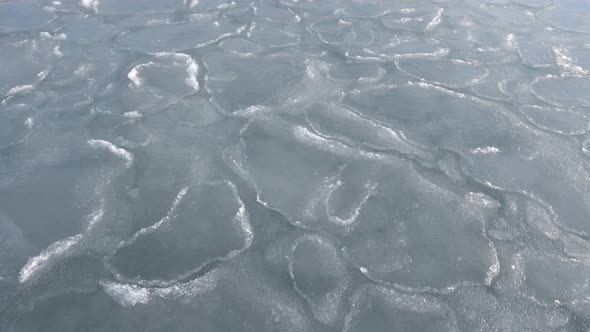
[0,0,589,330]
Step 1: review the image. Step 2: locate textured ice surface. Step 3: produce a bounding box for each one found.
[396,58,489,88]
[93,0,184,15]
[0,38,60,97]
[0,1,56,33]
[1,0,589,331]
[450,286,572,331]
[344,285,459,332]
[531,76,590,108]
[108,182,252,286]
[290,234,348,325]
[115,15,245,53]
[540,0,590,34]
[338,160,499,291]
[357,37,449,61]
[121,52,200,114]
[519,105,590,135]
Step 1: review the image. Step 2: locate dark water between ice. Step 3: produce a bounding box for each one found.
[1,0,590,331]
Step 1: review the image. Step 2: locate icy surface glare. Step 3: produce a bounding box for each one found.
[0,0,589,331]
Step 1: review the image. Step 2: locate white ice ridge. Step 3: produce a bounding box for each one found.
[425,8,444,31]
[127,53,199,91]
[7,84,34,96]
[231,105,271,118]
[88,139,134,167]
[232,193,254,253]
[123,111,143,119]
[101,269,219,307]
[19,234,82,283]
[485,243,500,286]
[294,126,351,153]
[326,180,378,226]
[554,47,589,77]
[40,31,67,40]
[471,146,501,154]
[293,126,382,161]
[19,205,106,283]
[6,68,50,96]
[185,57,199,91]
[80,0,98,11]
[127,62,154,87]
[505,33,517,49]
[153,52,200,91]
[53,45,62,57]
[122,186,189,246]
